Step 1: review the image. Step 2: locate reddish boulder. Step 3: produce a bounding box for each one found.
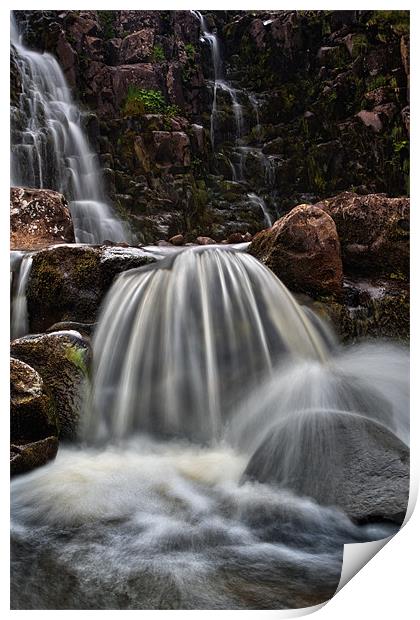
[10,187,75,250]
[169,234,185,246]
[119,29,155,64]
[196,236,217,246]
[249,204,343,297]
[11,436,58,477]
[315,192,409,278]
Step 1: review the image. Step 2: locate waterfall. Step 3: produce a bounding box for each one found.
[192,11,273,227]
[84,247,329,443]
[10,15,131,244]
[11,245,408,609]
[10,251,33,339]
[247,192,273,227]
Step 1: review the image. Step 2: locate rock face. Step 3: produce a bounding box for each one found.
[249,205,343,297]
[243,413,409,524]
[10,357,57,441]
[11,332,91,440]
[26,245,156,332]
[315,192,409,278]
[10,187,75,250]
[13,10,409,243]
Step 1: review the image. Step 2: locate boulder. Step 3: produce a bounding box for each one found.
[315,192,409,278]
[169,234,185,246]
[249,204,343,297]
[355,110,383,133]
[243,413,409,524]
[119,28,155,64]
[26,245,156,332]
[11,332,90,440]
[11,436,58,477]
[10,358,57,442]
[196,236,217,245]
[10,187,75,250]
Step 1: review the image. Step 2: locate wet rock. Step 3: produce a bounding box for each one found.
[169,234,185,246]
[196,236,217,245]
[315,192,409,278]
[26,245,156,332]
[10,358,57,442]
[11,436,58,477]
[243,413,409,524]
[11,332,91,440]
[46,321,97,338]
[10,187,75,250]
[249,205,343,297]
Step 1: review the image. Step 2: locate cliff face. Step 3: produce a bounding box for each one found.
[12,10,409,242]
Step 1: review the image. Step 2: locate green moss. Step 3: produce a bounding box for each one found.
[97,10,116,40]
[122,86,166,116]
[185,43,196,60]
[151,45,165,62]
[367,10,409,37]
[65,345,88,376]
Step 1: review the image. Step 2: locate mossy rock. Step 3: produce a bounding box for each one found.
[10,357,58,442]
[11,332,91,440]
[27,245,156,332]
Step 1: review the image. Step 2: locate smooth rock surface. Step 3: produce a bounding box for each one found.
[249,204,343,297]
[243,413,409,524]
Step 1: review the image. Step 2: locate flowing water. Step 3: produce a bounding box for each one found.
[192,11,274,226]
[11,247,408,609]
[10,251,33,339]
[10,16,130,244]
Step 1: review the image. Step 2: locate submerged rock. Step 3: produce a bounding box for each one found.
[11,332,90,440]
[10,187,75,250]
[26,244,156,332]
[243,413,409,524]
[315,192,409,278]
[249,204,343,297]
[10,357,57,442]
[11,436,58,477]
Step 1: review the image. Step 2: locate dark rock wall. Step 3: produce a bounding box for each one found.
[12,10,409,242]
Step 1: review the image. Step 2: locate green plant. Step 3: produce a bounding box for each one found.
[367,10,409,36]
[97,10,116,40]
[122,86,166,116]
[151,45,165,62]
[185,43,196,60]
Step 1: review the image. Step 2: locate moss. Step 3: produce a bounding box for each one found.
[367,10,409,37]
[97,10,116,40]
[65,345,88,376]
[122,86,166,116]
[150,44,165,62]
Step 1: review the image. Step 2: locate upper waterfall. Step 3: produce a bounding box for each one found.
[10,14,131,244]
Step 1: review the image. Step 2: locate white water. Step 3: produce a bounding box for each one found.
[84,248,327,443]
[10,251,33,339]
[192,11,274,227]
[11,247,408,609]
[248,192,273,227]
[10,16,130,244]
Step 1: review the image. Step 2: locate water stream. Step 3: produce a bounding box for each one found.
[10,15,130,244]
[192,11,275,226]
[11,247,409,609]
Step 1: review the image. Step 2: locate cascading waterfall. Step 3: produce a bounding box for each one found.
[192,11,274,226]
[11,247,409,609]
[84,248,328,443]
[10,15,130,244]
[10,251,33,339]
[247,192,273,227]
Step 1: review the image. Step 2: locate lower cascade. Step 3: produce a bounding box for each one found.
[11,247,409,609]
